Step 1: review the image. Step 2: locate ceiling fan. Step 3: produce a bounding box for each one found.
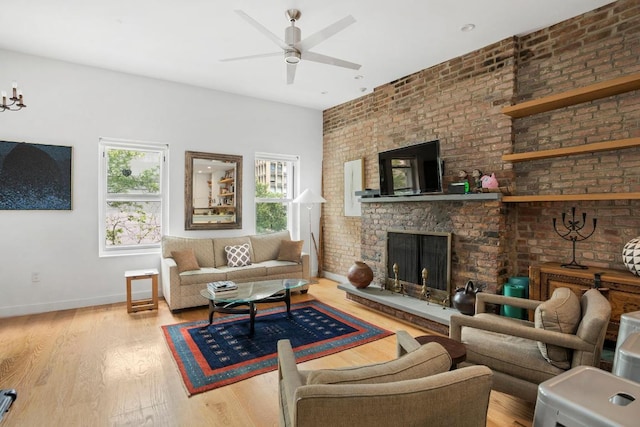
[221,9,361,84]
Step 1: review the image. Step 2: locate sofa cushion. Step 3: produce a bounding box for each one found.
[223,264,268,281]
[162,235,215,267]
[213,236,253,267]
[171,248,201,273]
[250,230,291,263]
[277,240,303,263]
[535,287,581,369]
[306,342,451,385]
[261,260,304,276]
[178,268,228,286]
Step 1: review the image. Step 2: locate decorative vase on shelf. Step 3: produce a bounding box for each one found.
[347,261,374,289]
[622,237,640,277]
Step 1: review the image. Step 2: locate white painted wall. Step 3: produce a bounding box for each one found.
[0,49,323,317]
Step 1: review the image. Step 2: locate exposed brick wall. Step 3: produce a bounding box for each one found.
[323,39,516,292]
[322,0,640,294]
[511,0,640,272]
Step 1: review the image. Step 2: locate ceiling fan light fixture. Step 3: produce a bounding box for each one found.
[284,49,301,64]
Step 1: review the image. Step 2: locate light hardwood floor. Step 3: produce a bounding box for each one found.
[0,279,534,426]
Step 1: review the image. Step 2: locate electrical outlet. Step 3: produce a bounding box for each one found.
[31,272,40,283]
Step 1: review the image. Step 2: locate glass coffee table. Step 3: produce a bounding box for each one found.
[200,278,308,336]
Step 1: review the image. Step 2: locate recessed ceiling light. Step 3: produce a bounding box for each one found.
[354,75,364,80]
[461,23,476,32]
[359,87,367,93]
[321,91,328,95]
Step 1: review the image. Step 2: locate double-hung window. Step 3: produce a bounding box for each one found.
[98,138,168,256]
[254,153,298,234]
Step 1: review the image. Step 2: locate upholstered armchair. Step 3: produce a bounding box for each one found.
[450,288,611,402]
[277,330,493,427]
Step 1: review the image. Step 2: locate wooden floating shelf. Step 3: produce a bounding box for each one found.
[502,137,640,162]
[502,192,640,203]
[502,72,640,118]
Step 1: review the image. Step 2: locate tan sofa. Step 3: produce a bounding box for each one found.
[161,230,310,311]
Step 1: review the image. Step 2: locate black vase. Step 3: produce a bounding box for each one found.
[452,281,478,315]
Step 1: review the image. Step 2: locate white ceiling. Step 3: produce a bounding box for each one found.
[0,0,616,110]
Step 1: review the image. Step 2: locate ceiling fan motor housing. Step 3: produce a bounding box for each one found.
[284,25,301,64]
[285,25,301,46]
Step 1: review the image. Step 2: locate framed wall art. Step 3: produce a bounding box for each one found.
[0,140,72,210]
[344,158,363,217]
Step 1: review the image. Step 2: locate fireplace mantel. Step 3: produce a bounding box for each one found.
[360,193,501,203]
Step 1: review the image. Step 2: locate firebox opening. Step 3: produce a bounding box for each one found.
[386,230,452,305]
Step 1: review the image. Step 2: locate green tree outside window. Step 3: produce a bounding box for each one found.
[255,181,287,233]
[105,149,161,246]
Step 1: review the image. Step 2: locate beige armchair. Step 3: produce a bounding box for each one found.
[277,330,493,427]
[450,288,611,402]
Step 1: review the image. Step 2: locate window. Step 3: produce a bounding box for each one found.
[99,138,168,256]
[255,153,298,234]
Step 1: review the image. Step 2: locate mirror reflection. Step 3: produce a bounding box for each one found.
[185,151,242,230]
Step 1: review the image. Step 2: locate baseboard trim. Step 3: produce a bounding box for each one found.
[0,290,162,318]
[321,271,347,284]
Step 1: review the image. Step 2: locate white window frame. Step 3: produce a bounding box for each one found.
[255,152,299,234]
[98,137,169,257]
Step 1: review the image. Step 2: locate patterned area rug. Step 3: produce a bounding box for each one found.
[162,300,392,395]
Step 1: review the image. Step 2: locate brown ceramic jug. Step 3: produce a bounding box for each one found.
[347,261,374,289]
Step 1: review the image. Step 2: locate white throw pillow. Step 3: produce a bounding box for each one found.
[225,243,252,267]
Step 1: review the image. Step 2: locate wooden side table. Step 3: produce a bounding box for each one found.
[415,335,466,369]
[125,269,159,313]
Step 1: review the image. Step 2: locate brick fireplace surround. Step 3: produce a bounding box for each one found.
[321,0,640,324]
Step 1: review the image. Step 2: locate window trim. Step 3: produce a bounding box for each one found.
[98,137,169,257]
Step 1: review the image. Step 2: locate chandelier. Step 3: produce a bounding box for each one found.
[1,82,26,112]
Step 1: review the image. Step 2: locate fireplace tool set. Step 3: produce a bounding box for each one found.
[385,263,449,308]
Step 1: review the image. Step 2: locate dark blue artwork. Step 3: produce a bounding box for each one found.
[0,141,72,210]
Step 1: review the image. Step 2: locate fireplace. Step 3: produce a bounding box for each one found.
[339,197,506,333]
[386,230,452,305]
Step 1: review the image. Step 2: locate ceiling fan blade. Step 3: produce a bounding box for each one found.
[301,51,361,70]
[235,10,288,51]
[220,52,281,62]
[287,63,297,85]
[296,15,356,52]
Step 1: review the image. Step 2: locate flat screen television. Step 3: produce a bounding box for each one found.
[378,140,443,196]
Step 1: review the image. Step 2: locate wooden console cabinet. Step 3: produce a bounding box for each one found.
[529,262,640,342]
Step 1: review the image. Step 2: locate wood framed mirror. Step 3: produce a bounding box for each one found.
[185,151,242,230]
